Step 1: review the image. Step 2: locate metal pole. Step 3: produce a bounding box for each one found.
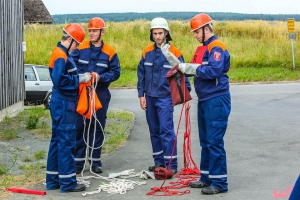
[291,36,295,70]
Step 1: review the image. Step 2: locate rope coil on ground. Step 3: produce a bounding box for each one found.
[81,178,147,196]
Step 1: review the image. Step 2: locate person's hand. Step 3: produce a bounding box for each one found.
[178,63,200,75]
[91,72,100,82]
[140,97,147,110]
[79,72,92,83]
[184,101,191,110]
[161,43,181,68]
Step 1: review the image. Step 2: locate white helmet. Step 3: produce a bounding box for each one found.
[150,17,172,42]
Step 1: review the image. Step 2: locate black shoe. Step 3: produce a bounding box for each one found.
[76,168,83,174]
[190,181,209,188]
[92,166,103,173]
[201,186,227,195]
[170,168,177,174]
[148,164,166,172]
[65,184,86,192]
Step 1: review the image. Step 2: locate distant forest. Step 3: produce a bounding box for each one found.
[52,12,300,24]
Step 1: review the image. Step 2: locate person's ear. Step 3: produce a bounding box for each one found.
[67,36,72,43]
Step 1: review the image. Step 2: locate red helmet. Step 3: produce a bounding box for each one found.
[190,13,214,32]
[63,23,85,43]
[88,17,106,29]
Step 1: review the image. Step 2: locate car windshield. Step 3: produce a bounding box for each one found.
[36,67,51,81]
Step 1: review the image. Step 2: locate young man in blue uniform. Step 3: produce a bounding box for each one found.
[46,23,91,193]
[137,18,191,174]
[162,13,231,195]
[71,17,121,174]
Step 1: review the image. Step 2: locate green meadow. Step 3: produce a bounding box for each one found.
[24,20,300,86]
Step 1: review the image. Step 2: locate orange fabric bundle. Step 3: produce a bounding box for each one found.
[76,80,102,119]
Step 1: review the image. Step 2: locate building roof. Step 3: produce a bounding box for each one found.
[24,0,54,23]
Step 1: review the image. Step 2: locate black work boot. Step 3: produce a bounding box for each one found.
[190,181,209,188]
[148,163,166,171]
[65,184,86,192]
[92,166,103,173]
[76,168,83,174]
[201,186,227,195]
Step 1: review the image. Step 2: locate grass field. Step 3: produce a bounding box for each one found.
[24,20,300,86]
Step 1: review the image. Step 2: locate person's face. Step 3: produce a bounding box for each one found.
[193,27,205,43]
[68,38,79,52]
[152,28,167,46]
[88,29,104,42]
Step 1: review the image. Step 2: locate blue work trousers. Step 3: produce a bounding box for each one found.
[289,175,300,200]
[46,96,77,193]
[198,94,231,191]
[145,96,177,169]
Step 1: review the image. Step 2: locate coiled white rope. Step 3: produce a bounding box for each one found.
[81,178,147,196]
[77,73,148,196]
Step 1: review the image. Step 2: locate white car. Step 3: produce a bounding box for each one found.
[24,64,52,108]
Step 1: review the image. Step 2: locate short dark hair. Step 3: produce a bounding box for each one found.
[61,31,70,41]
[204,24,213,32]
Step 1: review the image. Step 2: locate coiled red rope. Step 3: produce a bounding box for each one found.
[147,101,200,196]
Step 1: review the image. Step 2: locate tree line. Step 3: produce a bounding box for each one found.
[52,12,300,24]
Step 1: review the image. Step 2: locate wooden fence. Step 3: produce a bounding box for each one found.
[0,0,25,110]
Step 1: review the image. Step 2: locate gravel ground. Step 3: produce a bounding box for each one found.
[0,127,49,176]
[0,107,134,199]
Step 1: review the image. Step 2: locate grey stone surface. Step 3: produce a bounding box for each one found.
[5,83,300,200]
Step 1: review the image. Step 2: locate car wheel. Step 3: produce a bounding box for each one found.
[44,92,52,110]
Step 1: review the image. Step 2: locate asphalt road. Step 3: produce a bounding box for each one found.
[7,83,300,200]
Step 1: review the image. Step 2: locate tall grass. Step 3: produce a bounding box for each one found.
[24,20,300,85]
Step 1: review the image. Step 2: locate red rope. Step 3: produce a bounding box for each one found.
[147,94,200,196]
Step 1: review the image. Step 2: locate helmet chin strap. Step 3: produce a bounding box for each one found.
[67,38,75,52]
[201,27,205,44]
[95,29,103,43]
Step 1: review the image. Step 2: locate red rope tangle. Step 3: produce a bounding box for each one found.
[146,100,200,196]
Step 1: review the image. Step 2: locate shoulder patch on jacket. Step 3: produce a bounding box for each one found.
[102,43,117,61]
[49,47,67,69]
[142,44,155,59]
[208,40,227,53]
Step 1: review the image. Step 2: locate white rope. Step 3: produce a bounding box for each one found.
[82,73,105,150]
[77,74,147,197]
[81,178,147,196]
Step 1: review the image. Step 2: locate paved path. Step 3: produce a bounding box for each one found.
[8,83,300,200]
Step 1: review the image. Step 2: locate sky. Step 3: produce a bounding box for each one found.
[42,0,299,15]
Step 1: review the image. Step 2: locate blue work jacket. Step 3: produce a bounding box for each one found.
[71,40,121,90]
[194,35,230,101]
[137,43,191,98]
[49,42,79,99]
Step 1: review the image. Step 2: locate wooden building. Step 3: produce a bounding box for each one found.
[0,0,53,121]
